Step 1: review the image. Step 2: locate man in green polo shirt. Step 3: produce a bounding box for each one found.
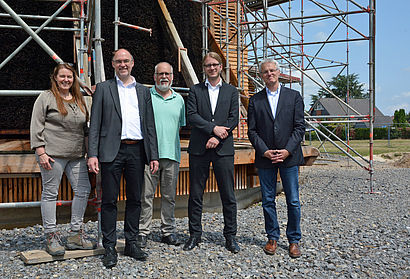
[137,62,186,247]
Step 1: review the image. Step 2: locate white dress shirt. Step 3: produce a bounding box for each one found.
[116,76,143,140]
[266,84,281,119]
[205,78,223,115]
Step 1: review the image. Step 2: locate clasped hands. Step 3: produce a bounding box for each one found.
[206,125,229,149]
[263,149,290,163]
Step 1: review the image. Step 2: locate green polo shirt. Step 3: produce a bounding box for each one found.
[150,86,186,163]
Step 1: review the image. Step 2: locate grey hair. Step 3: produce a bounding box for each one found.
[154,62,173,74]
[258,58,280,74]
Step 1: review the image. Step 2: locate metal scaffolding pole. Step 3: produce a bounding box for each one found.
[368,0,375,192]
[94,0,105,83]
[0,0,73,70]
[225,0,230,83]
[0,0,92,94]
[114,0,119,50]
[0,1,63,63]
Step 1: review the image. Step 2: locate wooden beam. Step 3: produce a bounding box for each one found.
[0,154,39,174]
[20,240,126,265]
[157,0,199,88]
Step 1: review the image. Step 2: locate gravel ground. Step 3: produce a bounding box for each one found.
[0,159,409,278]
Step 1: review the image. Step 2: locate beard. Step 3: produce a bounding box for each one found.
[156,79,173,92]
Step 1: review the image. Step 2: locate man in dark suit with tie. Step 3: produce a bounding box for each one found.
[247,58,305,258]
[88,48,159,268]
[183,52,240,253]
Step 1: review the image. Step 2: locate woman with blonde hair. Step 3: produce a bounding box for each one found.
[30,63,94,256]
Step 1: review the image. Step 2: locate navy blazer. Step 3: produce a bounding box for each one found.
[88,78,158,163]
[187,81,239,156]
[247,86,305,168]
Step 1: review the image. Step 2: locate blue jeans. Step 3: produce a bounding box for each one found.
[258,166,301,243]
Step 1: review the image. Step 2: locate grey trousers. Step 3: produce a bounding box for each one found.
[39,156,91,233]
[139,158,179,236]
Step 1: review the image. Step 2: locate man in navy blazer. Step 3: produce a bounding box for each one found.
[184,52,240,253]
[248,58,305,258]
[88,48,159,268]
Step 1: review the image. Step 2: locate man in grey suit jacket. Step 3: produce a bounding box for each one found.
[88,48,159,268]
[248,58,305,258]
[183,52,240,253]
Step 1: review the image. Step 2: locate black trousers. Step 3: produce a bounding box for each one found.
[100,142,145,248]
[188,150,237,238]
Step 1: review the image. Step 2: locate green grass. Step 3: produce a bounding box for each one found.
[306,139,410,157]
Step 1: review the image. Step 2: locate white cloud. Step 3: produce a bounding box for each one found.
[385,103,410,115]
[403,66,410,72]
[402,91,410,97]
[391,91,410,100]
[314,31,328,42]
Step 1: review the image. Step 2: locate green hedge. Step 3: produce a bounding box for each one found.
[305,126,410,140]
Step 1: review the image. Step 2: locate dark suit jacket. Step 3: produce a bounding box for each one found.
[247,86,305,169]
[88,78,158,163]
[187,81,239,156]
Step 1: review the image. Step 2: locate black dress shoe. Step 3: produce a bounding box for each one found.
[225,236,240,254]
[183,236,201,251]
[124,242,148,261]
[102,246,117,268]
[161,234,181,246]
[136,234,147,248]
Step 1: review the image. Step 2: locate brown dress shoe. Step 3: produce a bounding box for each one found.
[263,240,277,255]
[289,243,301,258]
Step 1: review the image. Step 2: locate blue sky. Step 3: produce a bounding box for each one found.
[262,0,410,116]
[374,0,410,115]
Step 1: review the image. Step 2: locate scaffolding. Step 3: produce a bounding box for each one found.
[0,0,377,202]
[201,0,376,191]
[0,0,376,263]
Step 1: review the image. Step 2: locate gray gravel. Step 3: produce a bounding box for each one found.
[0,159,409,278]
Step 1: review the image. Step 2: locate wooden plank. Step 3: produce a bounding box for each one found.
[28,178,32,201]
[38,177,42,201]
[23,178,28,202]
[0,178,3,203]
[4,179,8,202]
[0,154,39,174]
[119,176,124,201]
[20,240,126,265]
[62,176,67,200]
[0,139,31,151]
[18,178,23,201]
[157,0,199,88]
[13,178,18,202]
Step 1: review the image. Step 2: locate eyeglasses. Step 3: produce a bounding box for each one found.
[204,63,220,68]
[113,59,132,65]
[155,72,173,77]
[262,68,279,75]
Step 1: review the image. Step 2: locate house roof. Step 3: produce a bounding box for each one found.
[310,98,393,127]
[311,98,384,117]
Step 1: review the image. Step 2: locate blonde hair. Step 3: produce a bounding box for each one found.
[202,52,223,66]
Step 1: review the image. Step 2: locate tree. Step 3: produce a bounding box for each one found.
[393,109,407,127]
[311,73,367,106]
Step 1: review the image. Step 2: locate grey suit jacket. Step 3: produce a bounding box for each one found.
[187,81,239,156]
[88,78,158,163]
[247,86,305,168]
